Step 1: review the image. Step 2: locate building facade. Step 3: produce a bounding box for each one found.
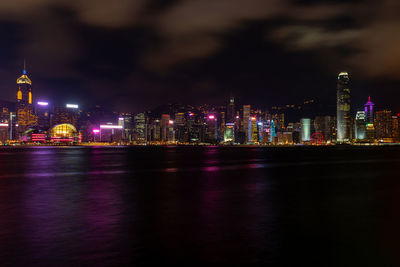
[336,72,351,143]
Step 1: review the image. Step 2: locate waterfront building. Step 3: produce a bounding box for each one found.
[99,124,124,143]
[52,104,80,129]
[134,112,147,143]
[355,111,366,141]
[375,110,395,142]
[365,96,375,124]
[36,101,50,131]
[227,96,235,123]
[49,123,78,143]
[16,67,38,137]
[243,105,251,142]
[301,118,311,142]
[336,72,351,143]
[224,123,235,143]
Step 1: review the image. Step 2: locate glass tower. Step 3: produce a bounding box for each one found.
[336,72,351,142]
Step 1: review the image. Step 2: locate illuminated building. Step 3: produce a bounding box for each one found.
[227,96,235,123]
[160,114,170,142]
[16,66,38,137]
[207,114,218,143]
[36,101,50,131]
[364,96,374,124]
[134,113,147,143]
[99,124,124,143]
[243,105,250,142]
[336,72,351,143]
[355,111,366,140]
[250,117,258,143]
[375,110,395,142]
[0,123,8,143]
[49,123,77,143]
[392,115,399,142]
[301,118,311,142]
[224,123,235,143]
[314,116,335,142]
[366,123,375,142]
[52,104,79,128]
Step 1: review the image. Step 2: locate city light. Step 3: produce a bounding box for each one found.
[92,129,100,133]
[169,120,174,124]
[251,117,256,121]
[118,117,124,121]
[66,104,79,109]
[0,123,8,127]
[37,101,48,106]
[208,115,215,119]
[100,125,123,129]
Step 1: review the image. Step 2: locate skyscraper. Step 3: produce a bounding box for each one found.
[336,72,351,142]
[243,105,250,142]
[364,96,375,124]
[227,95,235,123]
[16,66,38,137]
[355,111,366,140]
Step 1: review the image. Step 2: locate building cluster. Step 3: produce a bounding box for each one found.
[0,68,398,145]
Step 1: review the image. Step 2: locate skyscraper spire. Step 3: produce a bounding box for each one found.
[23,59,27,75]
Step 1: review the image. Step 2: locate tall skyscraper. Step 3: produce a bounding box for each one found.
[243,105,250,142]
[355,111,366,140]
[364,96,375,124]
[336,72,351,142]
[301,118,311,142]
[16,66,38,137]
[227,95,235,123]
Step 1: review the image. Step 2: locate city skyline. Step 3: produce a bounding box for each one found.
[1,64,399,117]
[1,0,400,112]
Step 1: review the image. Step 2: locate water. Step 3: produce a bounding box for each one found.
[0,146,400,266]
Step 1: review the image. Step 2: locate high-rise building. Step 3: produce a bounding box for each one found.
[243,105,250,142]
[365,96,375,124]
[52,104,80,128]
[355,111,366,140]
[36,101,50,131]
[375,110,394,141]
[336,72,351,143]
[301,118,311,142]
[227,96,235,123]
[134,113,147,143]
[16,66,38,137]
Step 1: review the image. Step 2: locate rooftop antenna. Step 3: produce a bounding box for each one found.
[23,59,27,74]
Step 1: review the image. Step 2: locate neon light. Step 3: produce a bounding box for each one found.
[208,115,215,119]
[92,129,100,133]
[100,125,123,129]
[66,104,79,109]
[37,101,48,106]
[0,123,9,127]
[118,117,124,121]
[251,117,256,121]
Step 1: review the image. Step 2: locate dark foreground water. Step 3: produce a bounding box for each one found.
[1,146,400,266]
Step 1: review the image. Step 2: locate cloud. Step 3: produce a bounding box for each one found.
[0,0,145,28]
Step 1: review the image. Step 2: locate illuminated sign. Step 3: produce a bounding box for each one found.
[92,129,100,133]
[37,101,49,106]
[32,134,46,142]
[66,104,79,109]
[208,115,215,120]
[100,125,123,129]
[0,123,8,127]
[118,117,124,121]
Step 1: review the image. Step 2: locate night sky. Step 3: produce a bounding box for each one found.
[0,0,399,113]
